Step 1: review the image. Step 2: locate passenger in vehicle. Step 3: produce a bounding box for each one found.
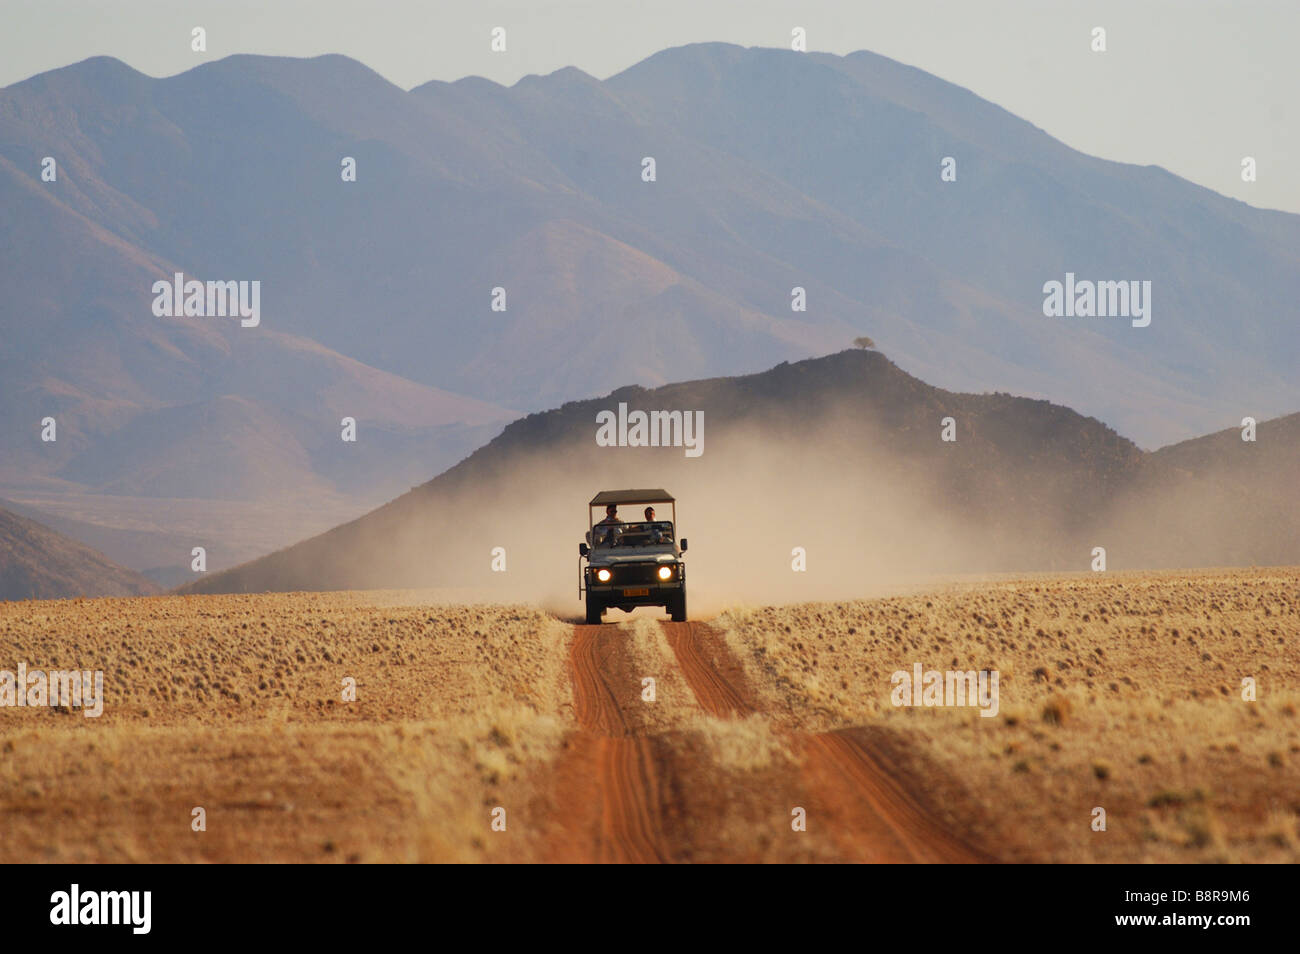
[643,506,670,544]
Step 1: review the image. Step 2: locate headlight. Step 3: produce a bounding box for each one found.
[595,568,612,583]
[657,565,674,581]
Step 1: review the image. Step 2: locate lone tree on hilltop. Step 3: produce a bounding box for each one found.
[853,336,876,350]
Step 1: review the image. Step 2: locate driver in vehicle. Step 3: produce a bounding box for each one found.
[594,504,623,546]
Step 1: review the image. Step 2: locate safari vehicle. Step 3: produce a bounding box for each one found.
[578,489,688,624]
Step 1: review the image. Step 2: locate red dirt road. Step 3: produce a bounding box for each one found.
[800,731,993,863]
[548,619,994,863]
[564,625,671,861]
[661,621,753,718]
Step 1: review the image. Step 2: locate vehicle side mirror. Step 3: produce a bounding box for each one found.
[579,543,589,556]
[680,538,688,552]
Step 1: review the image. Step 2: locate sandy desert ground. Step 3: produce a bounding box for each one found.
[1,567,1296,863]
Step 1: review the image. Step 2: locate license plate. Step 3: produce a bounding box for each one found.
[622,587,650,597]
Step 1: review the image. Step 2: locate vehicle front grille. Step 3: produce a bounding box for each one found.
[610,563,663,585]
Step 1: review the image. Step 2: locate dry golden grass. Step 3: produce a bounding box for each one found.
[0,593,571,862]
[714,567,1300,862]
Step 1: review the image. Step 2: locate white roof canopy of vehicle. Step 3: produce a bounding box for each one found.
[588,489,675,507]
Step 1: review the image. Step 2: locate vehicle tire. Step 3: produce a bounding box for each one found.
[585,596,604,625]
[669,590,687,622]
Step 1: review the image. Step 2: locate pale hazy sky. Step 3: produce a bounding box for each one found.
[4,0,1296,213]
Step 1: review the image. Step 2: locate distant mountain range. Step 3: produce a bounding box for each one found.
[180,350,1300,599]
[0,502,158,599]
[2,43,1296,586]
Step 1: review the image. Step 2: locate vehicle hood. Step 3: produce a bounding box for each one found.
[587,547,680,566]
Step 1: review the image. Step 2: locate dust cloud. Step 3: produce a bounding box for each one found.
[193,393,1299,611]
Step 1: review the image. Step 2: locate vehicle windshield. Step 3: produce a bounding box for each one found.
[590,521,674,549]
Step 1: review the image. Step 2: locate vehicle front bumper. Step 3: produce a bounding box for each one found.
[586,564,684,605]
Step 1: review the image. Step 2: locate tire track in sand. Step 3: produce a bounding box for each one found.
[659,621,754,718]
[799,730,995,863]
[561,625,671,863]
[660,620,995,863]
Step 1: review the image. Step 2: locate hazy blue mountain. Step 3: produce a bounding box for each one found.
[4,43,1295,469]
[0,144,514,504]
